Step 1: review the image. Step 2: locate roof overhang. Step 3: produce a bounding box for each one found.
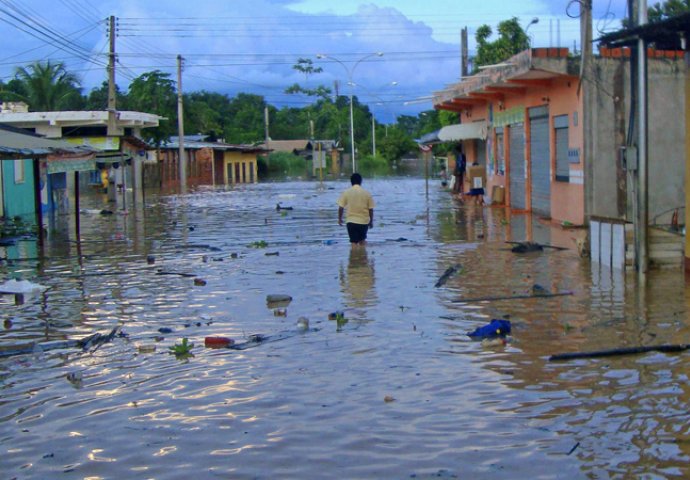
[433,49,578,112]
[0,110,163,134]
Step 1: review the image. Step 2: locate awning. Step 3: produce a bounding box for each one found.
[438,122,488,142]
[418,121,488,145]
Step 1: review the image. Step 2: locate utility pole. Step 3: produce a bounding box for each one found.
[177,54,187,191]
[461,27,469,78]
[372,115,376,156]
[581,0,594,222]
[107,15,118,136]
[635,0,649,276]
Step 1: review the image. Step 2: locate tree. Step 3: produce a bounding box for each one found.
[86,81,128,110]
[378,126,416,162]
[224,93,267,143]
[184,91,234,140]
[473,17,530,73]
[127,70,177,144]
[12,61,84,111]
[649,0,690,21]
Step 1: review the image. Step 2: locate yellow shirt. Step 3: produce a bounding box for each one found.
[337,185,375,225]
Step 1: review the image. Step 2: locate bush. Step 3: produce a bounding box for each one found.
[356,154,391,176]
[258,152,308,177]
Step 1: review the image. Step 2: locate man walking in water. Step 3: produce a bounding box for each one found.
[337,173,375,247]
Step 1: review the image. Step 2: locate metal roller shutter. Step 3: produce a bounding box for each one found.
[529,107,551,216]
[476,139,486,166]
[509,123,525,210]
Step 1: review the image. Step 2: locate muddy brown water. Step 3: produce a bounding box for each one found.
[1,177,689,479]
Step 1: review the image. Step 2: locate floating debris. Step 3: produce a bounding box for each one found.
[434,264,462,288]
[204,337,234,348]
[467,319,511,340]
[507,241,568,253]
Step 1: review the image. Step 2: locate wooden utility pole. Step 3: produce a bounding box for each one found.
[177,54,186,191]
[107,15,119,136]
[581,0,594,221]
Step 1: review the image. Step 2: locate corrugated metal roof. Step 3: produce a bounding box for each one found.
[0,125,96,158]
[160,138,270,153]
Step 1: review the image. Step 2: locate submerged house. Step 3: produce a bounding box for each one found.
[259,139,342,175]
[0,124,96,230]
[158,135,270,187]
[431,46,686,268]
[0,104,161,212]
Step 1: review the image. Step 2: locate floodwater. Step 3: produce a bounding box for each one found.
[1,177,690,480]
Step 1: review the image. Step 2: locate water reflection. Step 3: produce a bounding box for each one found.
[2,178,690,479]
[339,246,376,309]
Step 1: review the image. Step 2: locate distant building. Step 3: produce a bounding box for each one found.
[259,139,342,175]
[158,136,270,186]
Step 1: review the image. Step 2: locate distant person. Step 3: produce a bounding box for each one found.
[467,161,487,205]
[452,146,466,196]
[337,173,375,247]
[439,167,448,188]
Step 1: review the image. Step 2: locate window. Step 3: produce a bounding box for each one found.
[14,159,25,184]
[554,115,569,182]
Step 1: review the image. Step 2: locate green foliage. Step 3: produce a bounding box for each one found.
[85,81,128,110]
[473,17,530,73]
[12,61,84,111]
[285,58,331,99]
[357,154,391,175]
[248,240,269,248]
[438,110,459,127]
[127,70,177,145]
[378,126,417,162]
[169,337,194,358]
[259,152,307,176]
[185,91,226,139]
[649,0,690,21]
[224,93,267,143]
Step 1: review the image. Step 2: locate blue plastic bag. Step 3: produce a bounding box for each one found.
[467,319,511,340]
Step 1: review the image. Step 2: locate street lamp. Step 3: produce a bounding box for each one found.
[525,17,539,46]
[316,52,384,173]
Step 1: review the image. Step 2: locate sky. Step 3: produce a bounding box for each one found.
[0,0,630,123]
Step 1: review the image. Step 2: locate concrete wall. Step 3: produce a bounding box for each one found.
[2,159,35,220]
[587,56,686,222]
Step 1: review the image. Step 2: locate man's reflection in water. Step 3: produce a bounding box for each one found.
[339,247,377,309]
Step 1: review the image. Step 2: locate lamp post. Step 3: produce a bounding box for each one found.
[316,52,384,173]
[525,17,539,46]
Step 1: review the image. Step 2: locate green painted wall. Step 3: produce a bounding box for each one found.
[2,159,35,220]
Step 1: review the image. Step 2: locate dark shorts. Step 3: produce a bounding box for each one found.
[469,188,485,196]
[346,222,369,243]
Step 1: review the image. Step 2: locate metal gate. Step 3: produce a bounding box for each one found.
[509,123,526,210]
[529,106,551,216]
[476,139,487,166]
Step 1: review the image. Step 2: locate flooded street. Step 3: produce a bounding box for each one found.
[2,176,690,479]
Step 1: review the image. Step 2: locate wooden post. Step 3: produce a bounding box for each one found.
[32,158,43,252]
[74,170,80,239]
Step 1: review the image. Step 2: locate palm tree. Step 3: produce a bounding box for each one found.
[14,61,83,111]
